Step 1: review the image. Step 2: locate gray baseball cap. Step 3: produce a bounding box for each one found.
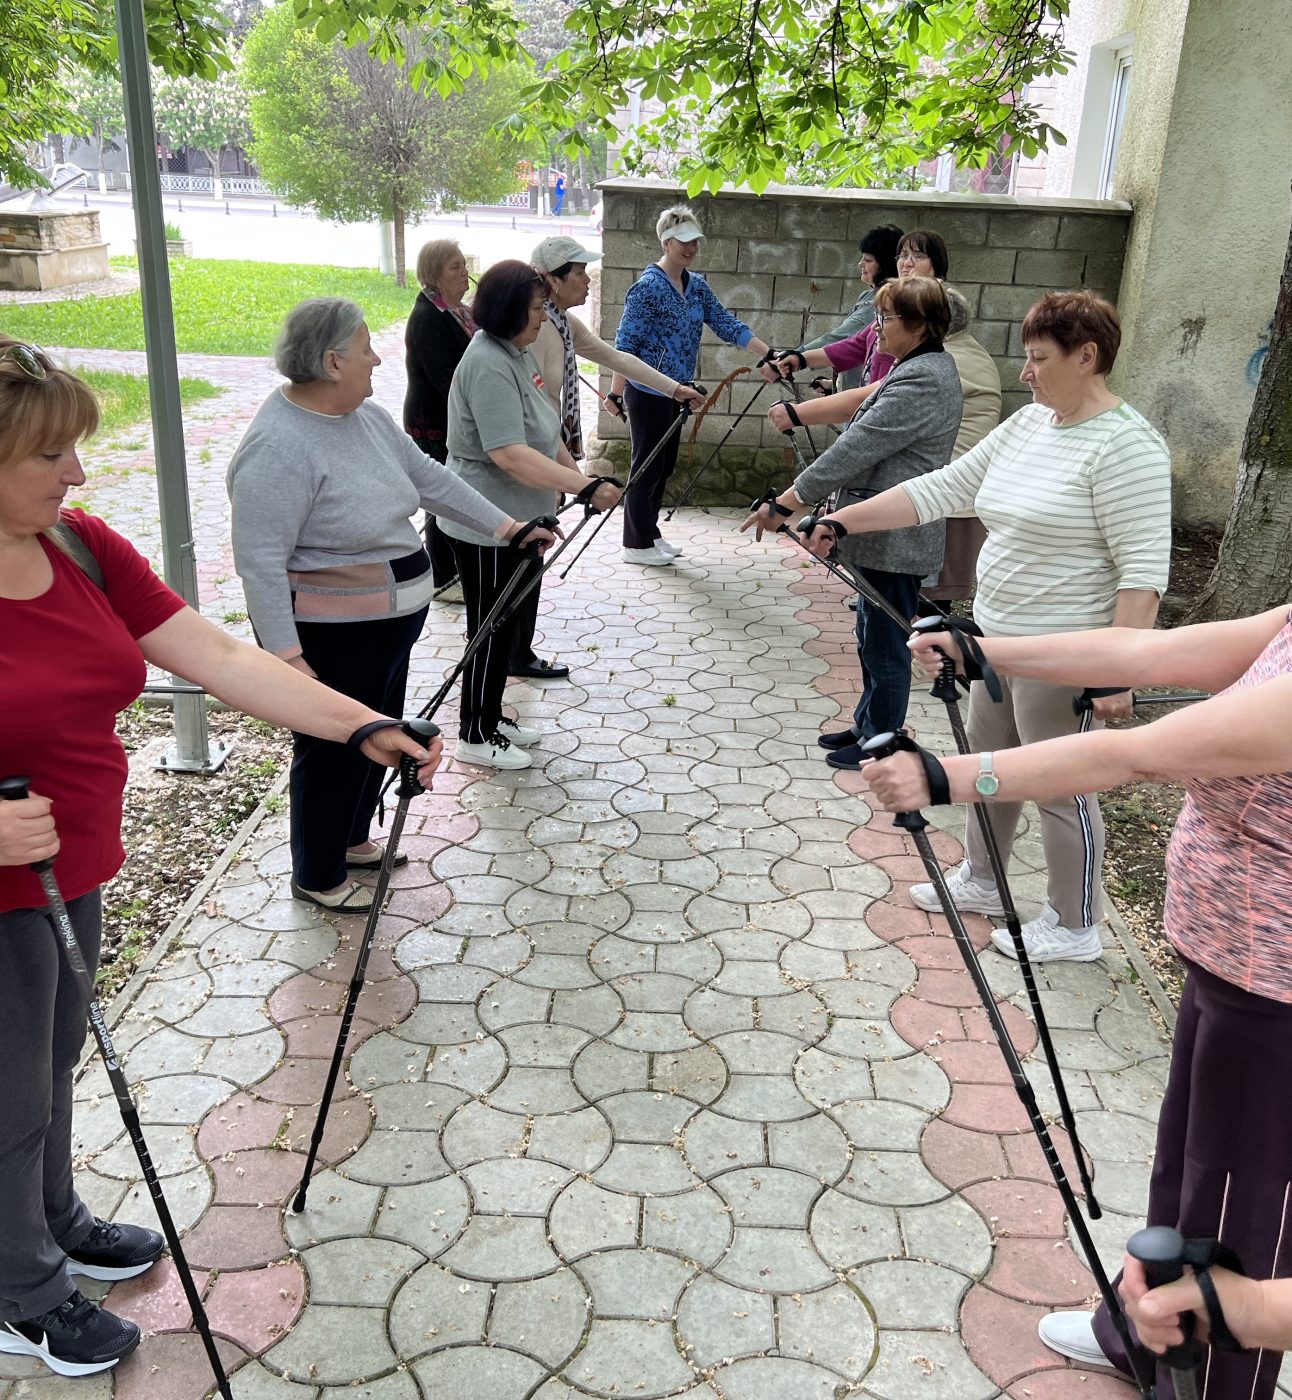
[531,236,602,274]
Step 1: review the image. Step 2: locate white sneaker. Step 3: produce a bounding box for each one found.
[1037,1311,1116,1369]
[910,861,1007,916]
[654,538,683,557]
[991,904,1103,962]
[497,718,541,747]
[622,545,675,566]
[455,734,533,770]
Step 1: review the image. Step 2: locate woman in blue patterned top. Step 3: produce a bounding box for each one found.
[612,205,773,565]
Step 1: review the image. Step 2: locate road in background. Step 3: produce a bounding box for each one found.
[47,189,601,271]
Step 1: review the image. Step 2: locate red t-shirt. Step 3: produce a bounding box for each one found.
[1,511,187,913]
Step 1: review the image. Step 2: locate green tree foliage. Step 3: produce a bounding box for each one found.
[0,0,229,186]
[153,67,249,173]
[241,3,528,285]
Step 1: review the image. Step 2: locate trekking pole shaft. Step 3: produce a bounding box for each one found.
[0,777,234,1400]
[666,380,768,519]
[932,653,1103,1217]
[901,813,1155,1399]
[292,720,437,1212]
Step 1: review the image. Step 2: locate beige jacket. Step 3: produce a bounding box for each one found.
[944,331,1003,460]
[532,313,679,418]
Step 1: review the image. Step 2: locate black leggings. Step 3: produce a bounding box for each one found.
[622,384,686,549]
[451,539,538,742]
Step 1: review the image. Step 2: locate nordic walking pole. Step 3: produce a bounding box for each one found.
[1074,689,1210,713]
[778,371,821,459]
[559,399,702,579]
[1127,1227,1203,1400]
[666,379,769,520]
[0,777,234,1400]
[291,718,440,1213]
[856,735,1158,1400]
[910,615,1103,1217]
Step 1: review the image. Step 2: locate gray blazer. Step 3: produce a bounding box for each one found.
[793,344,963,576]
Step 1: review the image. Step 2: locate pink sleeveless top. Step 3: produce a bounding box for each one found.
[1163,609,1292,1002]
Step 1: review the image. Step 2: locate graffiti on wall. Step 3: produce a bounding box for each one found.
[1246,318,1273,388]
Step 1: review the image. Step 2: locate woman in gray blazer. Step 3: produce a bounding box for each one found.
[744,276,962,767]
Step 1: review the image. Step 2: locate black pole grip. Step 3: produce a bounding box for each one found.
[1128,1225,1202,1372]
[398,718,440,799]
[510,514,560,555]
[0,775,55,873]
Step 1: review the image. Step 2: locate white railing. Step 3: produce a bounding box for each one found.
[160,174,214,194]
[495,191,530,207]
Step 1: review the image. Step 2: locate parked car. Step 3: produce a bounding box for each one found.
[590,199,604,234]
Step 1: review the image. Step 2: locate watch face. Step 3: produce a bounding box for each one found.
[975,773,999,797]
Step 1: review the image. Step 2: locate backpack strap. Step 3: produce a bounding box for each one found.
[42,515,105,591]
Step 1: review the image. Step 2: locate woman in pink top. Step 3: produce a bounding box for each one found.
[863,604,1292,1400]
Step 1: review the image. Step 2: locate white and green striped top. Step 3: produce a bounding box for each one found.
[903,401,1172,637]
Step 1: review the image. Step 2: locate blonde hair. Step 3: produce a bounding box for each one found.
[0,339,100,467]
[416,239,465,293]
[655,204,703,244]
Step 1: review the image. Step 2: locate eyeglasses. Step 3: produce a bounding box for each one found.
[1,343,49,380]
[874,312,902,327]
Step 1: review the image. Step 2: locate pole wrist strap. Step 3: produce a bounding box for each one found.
[916,746,952,806]
[347,719,402,751]
[1182,1239,1249,1353]
[753,490,793,519]
[938,617,1003,703]
[781,400,802,428]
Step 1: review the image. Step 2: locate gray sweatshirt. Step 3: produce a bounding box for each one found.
[227,388,509,653]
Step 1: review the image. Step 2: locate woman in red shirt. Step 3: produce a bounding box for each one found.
[0,341,442,1379]
[864,606,1292,1400]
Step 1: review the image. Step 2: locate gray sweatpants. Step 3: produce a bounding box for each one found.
[963,675,1105,930]
[0,889,100,1322]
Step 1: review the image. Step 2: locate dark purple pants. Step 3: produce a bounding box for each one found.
[622,384,685,550]
[1093,960,1292,1400]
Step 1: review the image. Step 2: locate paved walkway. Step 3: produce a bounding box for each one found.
[5,351,1280,1399]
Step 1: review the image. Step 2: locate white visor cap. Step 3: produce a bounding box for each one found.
[662,221,705,245]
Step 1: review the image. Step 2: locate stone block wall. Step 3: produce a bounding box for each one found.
[588,178,1131,507]
[0,209,109,291]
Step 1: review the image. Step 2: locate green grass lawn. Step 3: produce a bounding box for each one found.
[1,257,414,356]
[77,368,221,440]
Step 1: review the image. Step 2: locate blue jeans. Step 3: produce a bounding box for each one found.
[852,567,922,739]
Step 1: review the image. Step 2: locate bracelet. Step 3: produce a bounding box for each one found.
[347,718,402,750]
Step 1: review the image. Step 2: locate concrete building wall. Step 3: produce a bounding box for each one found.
[590,179,1131,507]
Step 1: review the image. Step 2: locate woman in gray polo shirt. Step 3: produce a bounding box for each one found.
[441,260,621,771]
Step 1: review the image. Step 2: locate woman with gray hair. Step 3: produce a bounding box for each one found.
[611,205,774,564]
[228,297,533,913]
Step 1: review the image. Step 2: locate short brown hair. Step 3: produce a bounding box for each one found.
[415,239,464,293]
[0,339,100,467]
[471,260,549,339]
[897,229,950,279]
[1021,291,1122,374]
[874,276,951,347]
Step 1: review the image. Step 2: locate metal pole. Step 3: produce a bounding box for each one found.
[113,0,225,774]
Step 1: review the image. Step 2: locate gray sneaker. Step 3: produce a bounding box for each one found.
[910,861,1007,916]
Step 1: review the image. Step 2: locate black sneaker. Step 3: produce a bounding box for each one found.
[66,1217,164,1281]
[0,1290,140,1376]
[818,727,862,750]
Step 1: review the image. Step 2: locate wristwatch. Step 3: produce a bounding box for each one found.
[974,752,1000,797]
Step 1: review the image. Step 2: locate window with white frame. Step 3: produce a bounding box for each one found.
[1098,47,1133,198]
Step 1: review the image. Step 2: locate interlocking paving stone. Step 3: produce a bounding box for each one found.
[49,494,1184,1398]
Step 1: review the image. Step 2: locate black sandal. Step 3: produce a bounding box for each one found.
[509,658,571,680]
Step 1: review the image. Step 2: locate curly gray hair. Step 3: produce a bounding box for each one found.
[274,298,366,384]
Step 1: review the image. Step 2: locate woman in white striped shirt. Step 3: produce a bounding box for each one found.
[801,291,1173,963]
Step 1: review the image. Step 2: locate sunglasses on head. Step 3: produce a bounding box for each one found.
[1,343,50,380]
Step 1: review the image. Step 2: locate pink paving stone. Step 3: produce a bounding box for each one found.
[385,881,455,923]
[964,999,1038,1056]
[960,1285,1065,1387]
[1007,1367,1137,1397]
[832,769,870,796]
[985,1237,1095,1307]
[114,1333,247,1400]
[107,1259,210,1335]
[1003,1130,1091,1197]
[847,825,909,859]
[254,1059,360,1106]
[197,1095,290,1158]
[280,1013,382,1059]
[415,811,480,845]
[962,1178,1068,1239]
[178,1205,288,1270]
[913,967,989,1008]
[920,1117,1008,1191]
[211,1149,309,1207]
[280,1096,373,1164]
[927,826,964,862]
[864,901,932,942]
[931,1039,1014,1085]
[310,935,405,984]
[943,1083,1036,1134]
[203,1259,306,1358]
[923,908,995,951]
[268,974,344,1023]
[901,935,967,971]
[874,853,935,883]
[890,994,966,1049]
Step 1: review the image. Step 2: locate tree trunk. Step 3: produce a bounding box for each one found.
[577,150,589,213]
[392,195,406,288]
[1190,200,1292,621]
